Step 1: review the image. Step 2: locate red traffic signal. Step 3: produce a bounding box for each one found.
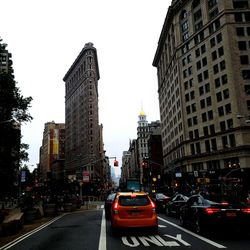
[114,160,119,167]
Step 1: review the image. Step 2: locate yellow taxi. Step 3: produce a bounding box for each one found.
[110,191,158,234]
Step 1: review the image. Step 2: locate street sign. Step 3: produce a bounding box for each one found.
[83,171,90,182]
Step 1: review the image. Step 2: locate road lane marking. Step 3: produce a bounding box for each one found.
[0,214,66,250]
[158,216,227,249]
[121,234,188,247]
[98,209,107,250]
[158,224,167,228]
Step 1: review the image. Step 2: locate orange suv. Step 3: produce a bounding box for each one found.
[110,191,158,234]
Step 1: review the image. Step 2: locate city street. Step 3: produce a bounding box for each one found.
[1,207,249,250]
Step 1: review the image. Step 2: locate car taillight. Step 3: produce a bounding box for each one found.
[205,208,220,214]
[241,208,250,214]
[150,200,156,212]
[113,201,119,214]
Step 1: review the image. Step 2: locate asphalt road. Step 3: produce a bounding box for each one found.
[1,207,249,250]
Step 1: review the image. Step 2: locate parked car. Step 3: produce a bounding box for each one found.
[179,194,250,234]
[104,193,116,219]
[165,193,189,217]
[110,191,158,234]
[150,193,171,212]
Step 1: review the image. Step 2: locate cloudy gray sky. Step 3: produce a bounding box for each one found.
[1,0,171,175]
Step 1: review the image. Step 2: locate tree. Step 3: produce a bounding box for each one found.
[0,38,33,198]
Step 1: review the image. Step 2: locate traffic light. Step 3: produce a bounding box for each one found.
[114,160,119,167]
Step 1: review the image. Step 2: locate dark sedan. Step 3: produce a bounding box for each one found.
[150,193,171,212]
[179,194,250,234]
[165,193,189,217]
[104,193,116,219]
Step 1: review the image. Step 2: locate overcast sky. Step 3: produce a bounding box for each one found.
[1,0,171,175]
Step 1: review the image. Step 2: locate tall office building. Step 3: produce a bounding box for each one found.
[153,0,250,188]
[137,109,149,184]
[39,122,65,181]
[63,42,101,181]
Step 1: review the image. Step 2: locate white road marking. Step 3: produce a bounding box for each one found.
[158,216,227,249]
[158,224,167,228]
[98,209,107,250]
[0,214,66,250]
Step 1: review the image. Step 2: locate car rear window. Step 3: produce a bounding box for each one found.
[119,195,150,206]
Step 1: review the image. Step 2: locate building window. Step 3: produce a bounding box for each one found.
[227,119,233,129]
[202,112,207,122]
[235,13,243,22]
[205,140,210,152]
[212,51,217,60]
[220,121,226,131]
[242,69,250,79]
[217,33,222,43]
[236,27,245,36]
[218,47,224,57]
[202,57,207,66]
[222,74,228,84]
[196,61,202,70]
[194,129,199,138]
[218,106,224,116]
[189,131,194,140]
[195,48,201,57]
[210,37,216,47]
[220,60,226,70]
[203,126,209,136]
[209,8,219,20]
[192,0,201,9]
[238,41,247,50]
[207,96,212,106]
[233,1,249,9]
[216,92,222,102]
[211,138,217,151]
[201,44,206,53]
[213,64,219,74]
[198,85,204,95]
[222,136,228,148]
[245,12,250,21]
[196,143,201,154]
[247,100,250,110]
[194,9,202,22]
[223,89,230,99]
[190,144,195,154]
[240,55,249,64]
[210,124,215,134]
[229,134,236,147]
[208,110,213,120]
[204,70,209,79]
[208,0,218,9]
[225,103,231,114]
[215,77,220,88]
[200,99,205,108]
